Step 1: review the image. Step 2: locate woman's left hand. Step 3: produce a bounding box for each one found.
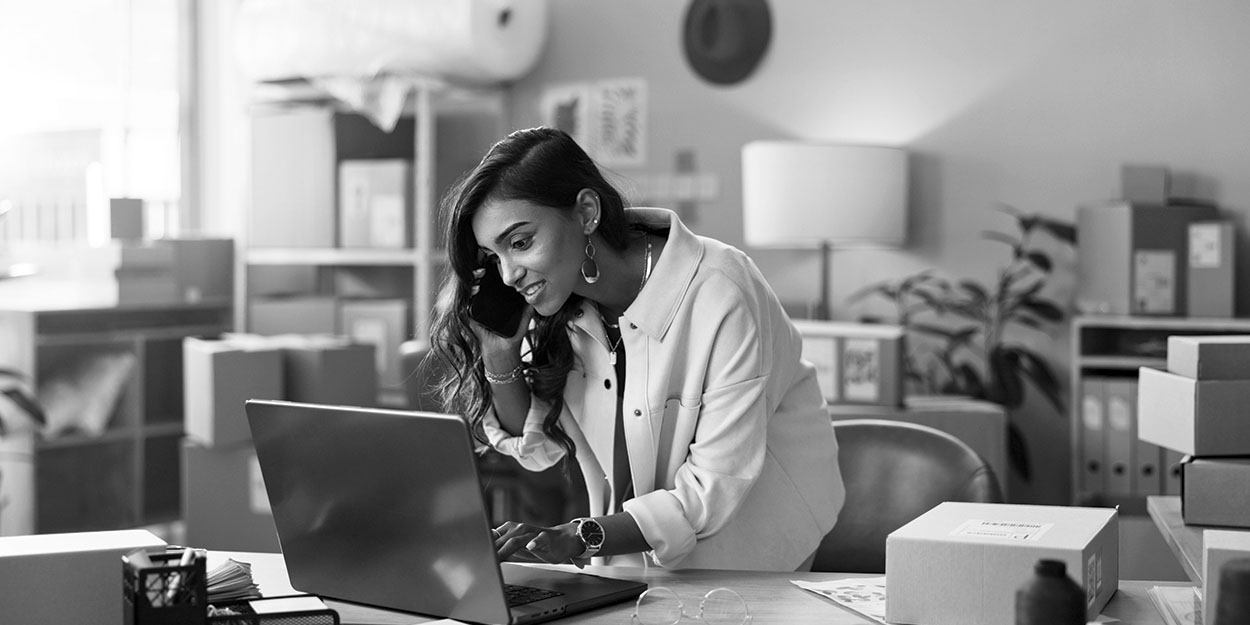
[493,521,584,566]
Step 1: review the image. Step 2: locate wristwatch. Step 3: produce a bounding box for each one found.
[572,517,605,559]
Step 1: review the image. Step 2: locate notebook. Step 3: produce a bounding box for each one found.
[244,399,647,625]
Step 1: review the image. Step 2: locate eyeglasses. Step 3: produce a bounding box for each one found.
[632,586,752,625]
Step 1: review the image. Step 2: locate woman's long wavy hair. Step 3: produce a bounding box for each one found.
[427,127,631,462]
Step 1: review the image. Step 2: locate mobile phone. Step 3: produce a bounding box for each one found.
[469,262,528,337]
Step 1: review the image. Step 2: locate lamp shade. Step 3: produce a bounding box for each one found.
[742,141,907,248]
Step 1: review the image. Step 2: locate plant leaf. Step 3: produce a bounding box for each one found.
[1020,296,1065,322]
[989,347,1024,409]
[1008,421,1032,481]
[1013,347,1065,413]
[1025,251,1053,273]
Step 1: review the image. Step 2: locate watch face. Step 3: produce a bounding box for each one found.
[579,519,605,548]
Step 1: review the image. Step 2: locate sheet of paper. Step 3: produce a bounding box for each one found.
[791,577,888,624]
[1147,586,1203,625]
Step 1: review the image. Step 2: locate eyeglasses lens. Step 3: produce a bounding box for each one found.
[700,588,749,625]
[635,588,683,625]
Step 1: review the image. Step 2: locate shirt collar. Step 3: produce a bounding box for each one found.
[566,208,703,343]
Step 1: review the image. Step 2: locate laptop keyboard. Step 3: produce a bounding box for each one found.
[504,584,564,607]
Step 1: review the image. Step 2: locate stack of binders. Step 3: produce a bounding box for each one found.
[1138,335,1250,528]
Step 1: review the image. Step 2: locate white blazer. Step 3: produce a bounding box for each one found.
[484,208,845,570]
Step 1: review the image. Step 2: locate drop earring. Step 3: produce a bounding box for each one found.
[580,237,600,284]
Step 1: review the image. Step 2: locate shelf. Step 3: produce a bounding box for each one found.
[246,247,421,266]
[1148,496,1204,585]
[1077,356,1166,370]
[1075,315,1250,331]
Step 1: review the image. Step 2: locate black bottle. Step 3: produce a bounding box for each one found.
[1015,559,1085,625]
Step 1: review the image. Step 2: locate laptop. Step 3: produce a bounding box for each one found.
[244,399,647,625]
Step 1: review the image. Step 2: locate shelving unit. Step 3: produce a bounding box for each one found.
[0,301,231,533]
[238,79,505,363]
[1071,314,1250,515]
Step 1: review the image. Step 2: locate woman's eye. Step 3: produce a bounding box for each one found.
[510,236,532,251]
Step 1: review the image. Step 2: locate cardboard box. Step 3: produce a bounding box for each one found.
[1168,335,1250,380]
[1181,457,1250,528]
[0,529,166,624]
[792,320,904,406]
[1203,530,1250,625]
[340,299,410,388]
[338,159,412,248]
[183,336,284,447]
[1187,221,1235,318]
[267,334,378,405]
[1076,200,1219,316]
[166,237,234,303]
[1120,164,1170,206]
[250,107,336,248]
[885,502,1118,625]
[249,296,339,336]
[1137,367,1250,456]
[182,440,280,552]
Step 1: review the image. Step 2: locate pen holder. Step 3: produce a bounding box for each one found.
[123,549,209,625]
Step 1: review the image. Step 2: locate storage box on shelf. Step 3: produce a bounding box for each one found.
[0,302,232,533]
[1071,315,1250,516]
[240,80,505,404]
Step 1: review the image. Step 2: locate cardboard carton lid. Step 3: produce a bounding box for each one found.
[890,502,1116,547]
[0,529,165,557]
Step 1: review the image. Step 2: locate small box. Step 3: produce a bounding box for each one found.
[885,502,1118,625]
[249,296,339,336]
[1137,366,1250,456]
[268,334,378,405]
[0,529,166,625]
[166,237,235,304]
[1167,335,1250,380]
[338,159,411,248]
[1181,457,1250,528]
[184,336,284,447]
[1187,221,1235,318]
[111,197,146,240]
[182,440,280,552]
[1120,164,1171,205]
[793,320,904,406]
[1076,200,1219,316]
[1203,530,1250,625]
[340,299,410,388]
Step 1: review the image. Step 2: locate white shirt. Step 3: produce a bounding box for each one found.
[484,208,845,570]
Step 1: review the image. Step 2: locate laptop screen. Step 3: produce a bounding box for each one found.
[245,399,514,624]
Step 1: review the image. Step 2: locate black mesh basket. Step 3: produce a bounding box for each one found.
[123,549,209,625]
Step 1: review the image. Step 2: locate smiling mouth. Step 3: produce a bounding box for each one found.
[520,280,545,299]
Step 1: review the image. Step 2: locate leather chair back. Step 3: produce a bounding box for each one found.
[813,418,1003,573]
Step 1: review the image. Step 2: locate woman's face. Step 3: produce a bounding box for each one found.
[471,198,587,316]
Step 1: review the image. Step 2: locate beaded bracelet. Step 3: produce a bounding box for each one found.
[484,362,525,385]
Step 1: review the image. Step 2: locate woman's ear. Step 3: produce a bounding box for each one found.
[576,188,601,235]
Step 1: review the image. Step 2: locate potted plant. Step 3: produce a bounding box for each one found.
[848,204,1077,480]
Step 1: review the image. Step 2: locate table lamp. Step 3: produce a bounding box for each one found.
[742,141,907,319]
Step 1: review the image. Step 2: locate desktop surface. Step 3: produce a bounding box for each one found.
[214,551,1188,624]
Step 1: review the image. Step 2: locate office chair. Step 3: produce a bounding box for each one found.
[813,418,1004,573]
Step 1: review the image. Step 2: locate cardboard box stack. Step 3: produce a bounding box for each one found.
[181,333,377,551]
[791,320,905,407]
[884,502,1118,625]
[1138,335,1250,530]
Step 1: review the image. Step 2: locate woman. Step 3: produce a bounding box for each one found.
[429,127,844,571]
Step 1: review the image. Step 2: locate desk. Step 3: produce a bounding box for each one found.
[216,551,1185,625]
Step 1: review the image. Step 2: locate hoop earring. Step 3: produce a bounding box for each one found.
[580,238,600,284]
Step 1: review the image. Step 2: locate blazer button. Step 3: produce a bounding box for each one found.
[605,379,612,390]
[575,309,584,317]
[630,323,637,330]
[633,409,642,417]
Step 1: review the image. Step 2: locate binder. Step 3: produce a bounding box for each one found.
[1134,440,1163,497]
[1103,379,1137,497]
[1162,448,1186,496]
[1079,377,1107,498]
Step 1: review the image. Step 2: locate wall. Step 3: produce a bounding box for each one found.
[506,0,1250,504]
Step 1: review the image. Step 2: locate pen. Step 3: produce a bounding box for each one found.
[164,547,195,605]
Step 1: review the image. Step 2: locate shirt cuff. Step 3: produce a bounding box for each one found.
[481,402,566,470]
[622,490,697,568]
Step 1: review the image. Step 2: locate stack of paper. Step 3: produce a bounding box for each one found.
[207,558,262,603]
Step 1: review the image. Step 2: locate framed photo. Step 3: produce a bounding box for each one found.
[592,78,647,167]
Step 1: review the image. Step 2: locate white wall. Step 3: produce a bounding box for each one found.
[506,0,1250,504]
